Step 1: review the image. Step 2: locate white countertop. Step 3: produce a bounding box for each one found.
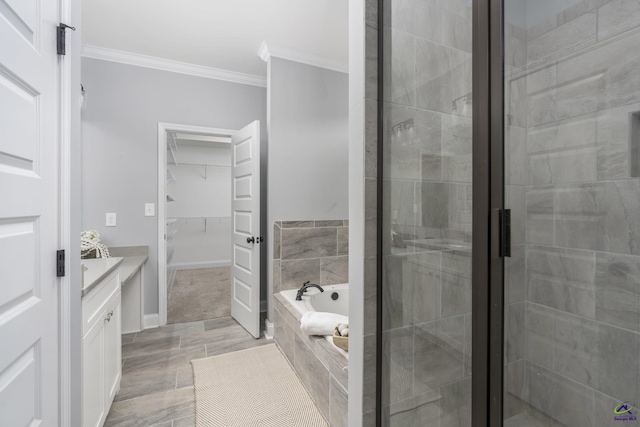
[82,257,123,296]
[82,254,149,297]
[119,255,148,284]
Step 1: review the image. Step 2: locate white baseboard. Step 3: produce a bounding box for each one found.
[144,314,160,329]
[172,261,231,270]
[264,319,274,340]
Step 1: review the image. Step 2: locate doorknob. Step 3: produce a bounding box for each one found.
[247,236,255,244]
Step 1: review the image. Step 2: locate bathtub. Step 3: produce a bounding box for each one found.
[279,283,349,357]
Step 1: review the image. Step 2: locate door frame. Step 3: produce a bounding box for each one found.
[157,122,237,326]
[61,0,82,424]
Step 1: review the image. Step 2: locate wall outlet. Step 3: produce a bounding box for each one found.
[145,203,155,217]
[106,212,117,227]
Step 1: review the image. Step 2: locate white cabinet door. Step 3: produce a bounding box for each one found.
[82,318,106,427]
[230,121,261,338]
[104,295,122,403]
[0,1,61,424]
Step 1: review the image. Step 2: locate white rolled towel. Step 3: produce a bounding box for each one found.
[300,312,349,336]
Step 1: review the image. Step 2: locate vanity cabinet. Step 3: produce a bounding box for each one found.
[82,268,122,427]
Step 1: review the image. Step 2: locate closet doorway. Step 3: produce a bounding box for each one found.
[161,124,233,326]
[157,122,262,337]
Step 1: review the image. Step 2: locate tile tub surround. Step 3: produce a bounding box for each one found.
[274,293,349,427]
[279,284,350,359]
[273,220,349,293]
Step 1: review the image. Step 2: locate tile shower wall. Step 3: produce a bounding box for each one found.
[505,0,640,424]
[272,220,349,293]
[381,0,473,425]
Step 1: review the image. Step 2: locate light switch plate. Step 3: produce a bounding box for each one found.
[106,212,116,227]
[145,203,155,217]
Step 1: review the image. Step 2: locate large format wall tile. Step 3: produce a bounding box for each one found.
[528,363,595,427]
[526,188,554,245]
[415,39,471,115]
[505,302,525,364]
[598,0,640,39]
[527,246,596,318]
[595,252,640,331]
[406,252,442,324]
[554,312,639,400]
[555,181,640,255]
[381,326,414,405]
[439,377,471,427]
[294,334,331,419]
[525,304,556,370]
[442,114,472,183]
[413,321,464,392]
[597,102,640,180]
[384,29,415,107]
[527,115,597,185]
[320,256,349,285]
[384,104,442,181]
[280,258,321,290]
[281,227,338,260]
[528,12,596,62]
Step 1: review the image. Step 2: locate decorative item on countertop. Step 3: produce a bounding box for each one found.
[81,230,110,259]
[333,323,349,352]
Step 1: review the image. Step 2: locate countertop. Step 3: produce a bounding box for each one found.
[82,257,124,296]
[118,255,148,284]
[81,252,148,297]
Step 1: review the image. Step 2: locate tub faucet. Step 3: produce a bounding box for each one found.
[295,281,324,300]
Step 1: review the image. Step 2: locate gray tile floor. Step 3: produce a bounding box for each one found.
[105,317,271,427]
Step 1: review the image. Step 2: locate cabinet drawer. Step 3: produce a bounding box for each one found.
[83,270,120,336]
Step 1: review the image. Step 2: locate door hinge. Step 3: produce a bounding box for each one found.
[56,250,66,277]
[491,209,511,259]
[57,23,76,55]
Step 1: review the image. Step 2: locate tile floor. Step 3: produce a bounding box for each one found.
[105,317,271,426]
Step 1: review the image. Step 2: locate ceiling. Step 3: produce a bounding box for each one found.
[81,0,349,78]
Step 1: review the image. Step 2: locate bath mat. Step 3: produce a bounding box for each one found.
[191,344,329,427]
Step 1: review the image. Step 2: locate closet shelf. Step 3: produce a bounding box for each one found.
[166,169,176,185]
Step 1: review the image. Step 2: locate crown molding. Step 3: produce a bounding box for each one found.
[258,41,348,74]
[82,45,267,88]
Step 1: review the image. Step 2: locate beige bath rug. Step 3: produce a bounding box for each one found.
[191,344,329,427]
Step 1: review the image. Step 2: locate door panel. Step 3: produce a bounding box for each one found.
[230,121,261,338]
[0,0,60,425]
[503,1,640,425]
[379,0,474,425]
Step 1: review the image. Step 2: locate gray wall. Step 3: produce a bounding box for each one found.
[81,58,267,315]
[266,57,349,320]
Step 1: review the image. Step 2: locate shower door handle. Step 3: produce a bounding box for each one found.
[491,209,511,259]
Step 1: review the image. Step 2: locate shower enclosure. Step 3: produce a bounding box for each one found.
[379,0,640,425]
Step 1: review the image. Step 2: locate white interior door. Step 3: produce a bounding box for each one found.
[0,0,61,425]
[231,121,261,338]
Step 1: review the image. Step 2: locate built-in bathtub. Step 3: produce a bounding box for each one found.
[274,285,349,425]
[279,284,349,358]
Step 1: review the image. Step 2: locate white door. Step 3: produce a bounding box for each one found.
[230,121,261,338]
[0,1,60,425]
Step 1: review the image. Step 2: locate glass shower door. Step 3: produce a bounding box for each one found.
[503,1,640,426]
[380,0,473,425]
